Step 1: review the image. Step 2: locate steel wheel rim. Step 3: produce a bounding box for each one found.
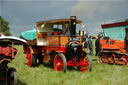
[54,55,64,71]
[26,48,32,67]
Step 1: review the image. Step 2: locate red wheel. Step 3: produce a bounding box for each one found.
[54,53,67,72]
[26,47,39,67]
[79,55,92,72]
[26,47,32,67]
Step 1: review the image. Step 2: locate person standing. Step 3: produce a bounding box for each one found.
[82,35,87,48]
[95,35,102,56]
[88,36,93,56]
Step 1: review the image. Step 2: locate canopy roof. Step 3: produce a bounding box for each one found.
[102,21,128,28]
[0,35,27,44]
[21,29,36,40]
[36,19,82,25]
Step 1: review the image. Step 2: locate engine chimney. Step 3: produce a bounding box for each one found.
[70,16,76,38]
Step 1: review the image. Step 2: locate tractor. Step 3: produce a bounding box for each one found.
[0,34,26,85]
[98,20,128,65]
[21,16,92,72]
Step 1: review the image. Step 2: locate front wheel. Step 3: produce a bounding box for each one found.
[79,55,92,72]
[54,53,67,72]
[8,68,18,85]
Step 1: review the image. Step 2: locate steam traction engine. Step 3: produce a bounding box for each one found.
[21,16,92,72]
[0,35,26,85]
[98,21,128,65]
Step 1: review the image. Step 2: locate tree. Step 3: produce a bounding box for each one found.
[0,16,12,36]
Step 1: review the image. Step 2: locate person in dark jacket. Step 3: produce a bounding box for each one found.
[88,36,93,56]
[82,35,87,48]
[95,35,102,56]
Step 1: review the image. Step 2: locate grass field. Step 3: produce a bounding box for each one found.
[8,44,128,85]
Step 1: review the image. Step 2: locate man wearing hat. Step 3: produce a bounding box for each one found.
[88,36,93,56]
[95,35,102,56]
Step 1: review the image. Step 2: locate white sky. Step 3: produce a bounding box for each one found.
[0,0,128,36]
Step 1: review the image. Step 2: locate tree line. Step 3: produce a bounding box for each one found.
[0,16,12,36]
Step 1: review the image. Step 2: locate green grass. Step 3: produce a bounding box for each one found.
[8,45,128,85]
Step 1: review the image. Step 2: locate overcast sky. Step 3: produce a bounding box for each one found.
[0,0,128,36]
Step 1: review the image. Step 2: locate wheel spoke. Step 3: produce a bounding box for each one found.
[79,56,89,72]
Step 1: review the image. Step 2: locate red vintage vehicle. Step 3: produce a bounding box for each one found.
[21,16,92,72]
[98,21,128,65]
[0,34,26,85]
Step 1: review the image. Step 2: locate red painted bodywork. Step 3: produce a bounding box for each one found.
[42,46,88,72]
[67,58,88,67]
[100,39,125,50]
[0,46,17,57]
[99,39,128,65]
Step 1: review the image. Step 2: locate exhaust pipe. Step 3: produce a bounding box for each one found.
[70,16,76,38]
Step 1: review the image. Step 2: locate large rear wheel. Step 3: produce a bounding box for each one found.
[54,53,67,72]
[26,47,32,67]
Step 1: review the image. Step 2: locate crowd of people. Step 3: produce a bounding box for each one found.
[82,34,102,56]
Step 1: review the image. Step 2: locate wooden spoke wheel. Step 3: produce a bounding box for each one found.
[79,55,92,72]
[54,53,67,72]
[8,68,18,85]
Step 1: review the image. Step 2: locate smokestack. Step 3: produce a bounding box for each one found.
[70,16,76,38]
[125,28,128,53]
